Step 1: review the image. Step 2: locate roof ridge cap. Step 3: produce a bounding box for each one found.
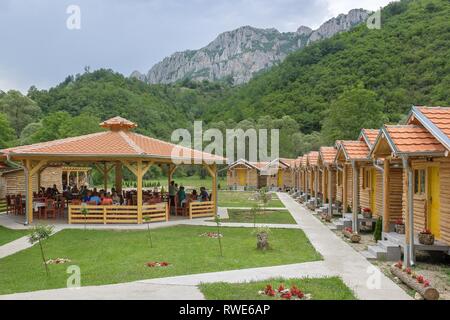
[120,131,145,155]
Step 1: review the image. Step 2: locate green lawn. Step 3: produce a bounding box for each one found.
[218,191,284,208]
[222,209,296,225]
[199,277,356,300]
[0,225,321,295]
[0,226,30,246]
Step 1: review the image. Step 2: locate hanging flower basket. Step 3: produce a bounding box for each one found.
[418,230,435,246]
[362,208,372,219]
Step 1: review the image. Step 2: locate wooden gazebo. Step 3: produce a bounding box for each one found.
[0,117,225,225]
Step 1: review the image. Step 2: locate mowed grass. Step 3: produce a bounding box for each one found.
[223,209,296,225]
[0,226,30,246]
[218,191,284,208]
[0,225,321,295]
[199,277,356,300]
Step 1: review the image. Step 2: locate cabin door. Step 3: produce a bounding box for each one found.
[237,169,246,186]
[277,170,283,187]
[427,167,441,239]
[370,169,377,215]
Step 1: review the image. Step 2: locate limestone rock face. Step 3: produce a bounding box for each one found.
[132,9,369,85]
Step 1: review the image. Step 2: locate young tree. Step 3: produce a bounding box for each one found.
[28,225,54,276]
[143,216,154,248]
[214,215,224,257]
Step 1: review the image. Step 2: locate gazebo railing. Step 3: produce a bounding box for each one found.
[68,203,169,224]
[189,201,215,219]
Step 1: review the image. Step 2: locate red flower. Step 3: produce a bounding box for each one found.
[264,285,273,295]
[423,280,430,288]
[395,219,404,225]
[395,261,403,269]
[297,290,305,299]
[267,289,276,297]
[417,275,424,284]
[405,267,412,275]
[278,284,285,292]
[421,229,432,235]
[290,285,300,296]
[160,262,169,267]
[147,262,157,267]
[281,292,292,300]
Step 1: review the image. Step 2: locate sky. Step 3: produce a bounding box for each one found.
[0,0,394,92]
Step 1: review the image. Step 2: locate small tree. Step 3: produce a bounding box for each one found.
[259,188,270,214]
[81,203,89,232]
[143,216,153,248]
[214,215,223,257]
[374,217,383,242]
[254,226,271,251]
[250,205,259,229]
[28,225,54,276]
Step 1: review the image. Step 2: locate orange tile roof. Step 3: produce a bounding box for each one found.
[360,129,379,147]
[340,141,370,160]
[384,125,445,154]
[0,117,225,163]
[409,106,450,150]
[319,147,337,165]
[307,151,320,166]
[301,156,308,167]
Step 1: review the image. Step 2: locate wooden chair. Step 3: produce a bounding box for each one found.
[6,195,15,215]
[71,199,82,206]
[57,197,66,218]
[14,195,24,215]
[40,199,57,219]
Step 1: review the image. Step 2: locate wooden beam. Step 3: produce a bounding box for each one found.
[137,160,143,224]
[142,161,154,177]
[383,159,390,232]
[121,160,138,176]
[342,164,348,216]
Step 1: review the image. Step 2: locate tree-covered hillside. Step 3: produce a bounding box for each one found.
[203,0,450,144]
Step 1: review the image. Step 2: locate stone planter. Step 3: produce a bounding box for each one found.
[362,211,372,219]
[395,224,405,235]
[418,233,435,246]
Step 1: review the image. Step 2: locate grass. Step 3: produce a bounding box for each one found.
[222,209,296,225]
[0,225,321,295]
[0,226,30,246]
[218,191,284,208]
[199,277,356,300]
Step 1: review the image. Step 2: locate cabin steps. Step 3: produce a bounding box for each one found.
[332,218,352,231]
[366,240,402,261]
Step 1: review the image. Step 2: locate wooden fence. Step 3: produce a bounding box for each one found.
[189,201,216,219]
[68,203,168,224]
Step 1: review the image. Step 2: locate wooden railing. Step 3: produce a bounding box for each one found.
[68,203,168,225]
[143,204,168,222]
[0,199,6,213]
[189,201,215,219]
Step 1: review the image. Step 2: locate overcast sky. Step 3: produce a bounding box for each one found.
[0,0,394,92]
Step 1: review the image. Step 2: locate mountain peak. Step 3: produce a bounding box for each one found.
[132,9,370,85]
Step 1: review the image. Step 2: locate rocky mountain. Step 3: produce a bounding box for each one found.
[132,9,370,85]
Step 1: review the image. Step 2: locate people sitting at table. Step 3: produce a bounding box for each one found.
[71,185,79,194]
[89,192,101,205]
[52,184,60,195]
[169,180,178,214]
[82,191,92,203]
[200,187,209,202]
[191,189,198,201]
[112,191,121,205]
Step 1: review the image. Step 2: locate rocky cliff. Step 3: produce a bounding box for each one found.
[132,9,369,85]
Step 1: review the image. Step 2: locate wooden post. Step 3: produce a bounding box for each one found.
[137,160,143,224]
[383,159,390,232]
[103,163,108,192]
[352,161,359,233]
[67,171,70,188]
[212,164,218,214]
[342,164,348,216]
[115,162,123,193]
[24,159,47,224]
[328,167,333,216]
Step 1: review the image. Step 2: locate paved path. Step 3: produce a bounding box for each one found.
[277,193,411,300]
[0,261,334,300]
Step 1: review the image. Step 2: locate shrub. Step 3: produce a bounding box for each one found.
[374,217,383,241]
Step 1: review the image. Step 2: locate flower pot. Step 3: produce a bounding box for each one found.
[362,211,372,219]
[418,233,435,246]
[395,224,405,235]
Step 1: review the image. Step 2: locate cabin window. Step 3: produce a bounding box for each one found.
[414,169,426,195]
[363,169,370,189]
[337,171,342,186]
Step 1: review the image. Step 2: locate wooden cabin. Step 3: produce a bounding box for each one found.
[293,157,303,191]
[370,106,450,265]
[226,159,267,190]
[300,156,308,194]
[318,147,337,207]
[306,152,320,200]
[335,140,370,216]
[265,159,293,190]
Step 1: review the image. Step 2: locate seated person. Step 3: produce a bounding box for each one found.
[89,192,101,205]
[82,191,92,203]
[112,192,121,205]
[199,187,209,202]
[52,184,60,195]
[101,192,113,205]
[177,186,186,206]
[191,189,198,201]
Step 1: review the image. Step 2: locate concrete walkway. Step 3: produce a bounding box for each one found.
[277,193,411,300]
[0,261,334,300]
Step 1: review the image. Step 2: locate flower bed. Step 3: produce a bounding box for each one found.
[391,261,438,300]
[199,232,223,239]
[45,258,71,265]
[146,261,170,268]
[258,283,311,300]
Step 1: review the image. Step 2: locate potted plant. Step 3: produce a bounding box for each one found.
[362,208,372,219]
[395,219,405,234]
[419,229,435,246]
